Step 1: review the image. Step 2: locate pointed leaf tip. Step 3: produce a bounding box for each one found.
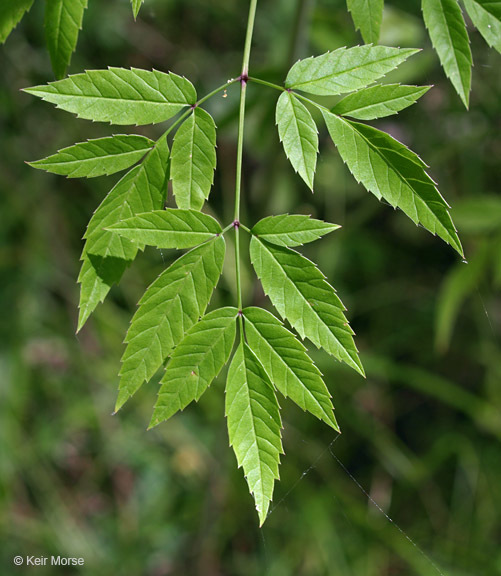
[0,0,34,44]
[117,237,226,410]
[226,343,283,524]
[276,92,318,190]
[422,0,472,108]
[45,0,88,80]
[151,307,238,426]
[323,111,463,257]
[347,0,384,45]
[250,238,364,375]
[132,0,145,19]
[285,45,420,96]
[244,307,341,430]
[23,69,196,125]
[171,107,217,210]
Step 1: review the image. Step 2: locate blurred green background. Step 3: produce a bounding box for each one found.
[1,0,500,574]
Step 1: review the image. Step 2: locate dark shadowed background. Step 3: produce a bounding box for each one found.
[1,0,500,574]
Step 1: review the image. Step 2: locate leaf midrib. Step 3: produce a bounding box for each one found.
[338,115,449,223]
[337,87,426,115]
[246,318,330,420]
[257,239,346,349]
[122,243,214,378]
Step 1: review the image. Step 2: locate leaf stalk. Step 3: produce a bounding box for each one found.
[235,0,259,321]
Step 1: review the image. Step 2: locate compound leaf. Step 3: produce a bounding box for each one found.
[171,107,217,211]
[322,111,463,255]
[276,91,318,190]
[332,84,431,120]
[78,137,170,331]
[226,342,283,526]
[463,0,501,53]
[29,134,154,178]
[0,0,34,44]
[116,236,225,411]
[107,209,222,249]
[249,237,364,376]
[347,0,384,44]
[243,307,338,430]
[24,68,197,125]
[45,0,87,80]
[150,307,238,427]
[422,0,472,107]
[132,0,145,19]
[285,45,419,96]
[251,214,339,247]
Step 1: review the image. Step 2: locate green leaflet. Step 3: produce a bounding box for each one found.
[422,0,472,107]
[78,137,170,331]
[116,236,225,411]
[45,0,87,80]
[0,0,34,44]
[132,0,145,19]
[29,135,154,178]
[251,214,339,247]
[285,45,419,96]
[322,111,463,255]
[226,342,283,526]
[107,209,222,249]
[347,0,384,44]
[249,237,364,376]
[463,0,501,53]
[243,307,338,430]
[276,92,318,190]
[332,84,431,120]
[24,69,197,125]
[150,307,238,427]
[171,108,217,211]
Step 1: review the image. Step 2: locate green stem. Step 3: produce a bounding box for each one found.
[163,79,238,139]
[234,0,259,317]
[198,78,239,106]
[241,0,259,78]
[221,222,235,236]
[248,76,285,92]
[294,91,330,113]
[249,76,330,115]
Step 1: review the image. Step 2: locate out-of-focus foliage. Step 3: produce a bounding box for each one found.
[347,0,501,107]
[1,0,500,574]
